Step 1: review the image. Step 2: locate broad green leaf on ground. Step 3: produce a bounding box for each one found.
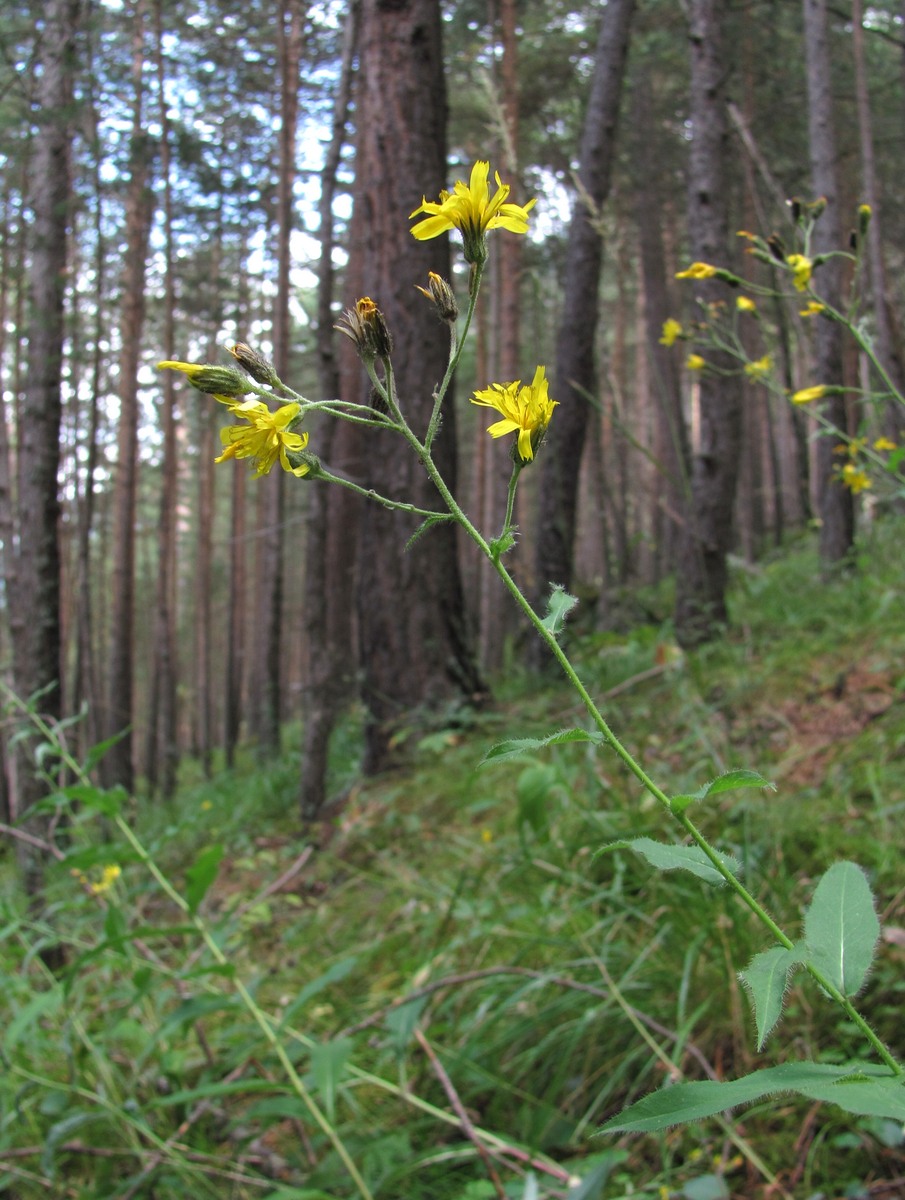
[540,584,578,636]
[597,837,741,885]
[599,1062,905,1133]
[670,769,775,814]
[481,727,604,765]
[184,842,224,913]
[310,1036,353,1122]
[803,861,880,995]
[739,945,802,1048]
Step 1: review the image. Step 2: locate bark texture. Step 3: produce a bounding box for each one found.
[673,0,745,646]
[9,0,79,896]
[534,0,636,595]
[802,0,854,564]
[350,0,483,775]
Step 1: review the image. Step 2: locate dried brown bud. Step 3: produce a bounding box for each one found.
[335,297,393,362]
[228,343,280,387]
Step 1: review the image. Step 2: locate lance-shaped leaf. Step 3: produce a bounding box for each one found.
[184,843,224,914]
[540,584,578,636]
[600,1062,905,1133]
[803,861,880,996]
[597,836,740,885]
[739,945,803,1048]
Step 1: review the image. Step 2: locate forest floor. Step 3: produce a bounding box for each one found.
[3,517,905,1200]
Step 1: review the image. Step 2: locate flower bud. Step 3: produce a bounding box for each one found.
[157,360,253,397]
[335,297,393,362]
[228,342,280,387]
[415,272,459,323]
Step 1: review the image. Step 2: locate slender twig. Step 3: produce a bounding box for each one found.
[415,1028,507,1200]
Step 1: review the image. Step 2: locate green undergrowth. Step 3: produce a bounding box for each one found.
[2,520,905,1198]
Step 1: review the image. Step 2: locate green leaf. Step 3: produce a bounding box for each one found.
[670,769,774,813]
[481,727,603,766]
[598,837,740,885]
[540,584,578,636]
[310,1037,353,1121]
[278,956,359,1029]
[803,861,880,995]
[682,1176,730,1200]
[184,843,224,914]
[599,1062,905,1133]
[104,903,129,953]
[4,987,62,1052]
[739,945,802,1048]
[41,1111,106,1179]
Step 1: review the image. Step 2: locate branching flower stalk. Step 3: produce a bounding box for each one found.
[149,161,904,1171]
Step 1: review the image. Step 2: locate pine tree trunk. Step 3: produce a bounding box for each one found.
[300,0,360,820]
[534,0,635,595]
[145,0,179,796]
[673,0,745,646]
[802,0,854,564]
[102,0,153,790]
[8,0,79,898]
[350,0,483,775]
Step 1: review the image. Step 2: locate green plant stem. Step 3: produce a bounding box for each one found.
[106,814,375,1200]
[314,467,454,520]
[498,464,521,547]
[424,264,484,453]
[379,443,904,1076]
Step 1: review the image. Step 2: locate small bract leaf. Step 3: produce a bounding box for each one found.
[671,769,774,813]
[481,727,603,765]
[540,584,578,636]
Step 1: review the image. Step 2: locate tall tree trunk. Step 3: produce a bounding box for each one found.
[350,0,483,775]
[145,0,179,796]
[632,85,690,579]
[7,0,79,898]
[248,0,305,752]
[101,0,153,790]
[478,0,521,672]
[300,0,360,820]
[534,0,635,595]
[851,0,905,441]
[673,0,745,647]
[802,0,854,564]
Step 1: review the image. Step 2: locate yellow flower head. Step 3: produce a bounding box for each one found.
[685,353,706,371]
[89,864,121,896]
[676,261,719,280]
[736,295,757,313]
[841,463,872,494]
[410,160,536,265]
[799,300,825,317]
[873,436,897,452]
[216,399,311,477]
[786,253,813,291]
[659,318,683,347]
[792,384,827,404]
[471,364,558,464]
[744,355,772,381]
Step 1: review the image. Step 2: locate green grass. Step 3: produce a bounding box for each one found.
[2,519,905,1198]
